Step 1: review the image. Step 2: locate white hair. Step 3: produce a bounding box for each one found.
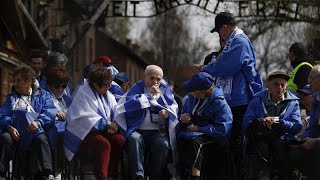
[144,65,163,77]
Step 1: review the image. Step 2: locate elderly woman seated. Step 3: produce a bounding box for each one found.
[45,66,72,179]
[0,66,56,180]
[64,66,125,180]
[177,72,232,180]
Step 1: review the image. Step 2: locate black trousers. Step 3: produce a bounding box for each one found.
[177,135,215,171]
[247,138,289,180]
[0,132,52,177]
[0,132,15,176]
[28,133,53,175]
[229,105,248,179]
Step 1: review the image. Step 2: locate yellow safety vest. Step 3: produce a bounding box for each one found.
[287,62,313,91]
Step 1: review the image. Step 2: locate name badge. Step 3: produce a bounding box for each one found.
[151,113,160,123]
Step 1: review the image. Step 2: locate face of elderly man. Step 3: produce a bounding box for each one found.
[144,65,163,88]
[268,78,287,102]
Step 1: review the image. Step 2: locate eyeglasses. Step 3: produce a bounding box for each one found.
[53,84,67,89]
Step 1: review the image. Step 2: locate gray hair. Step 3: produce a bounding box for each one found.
[44,52,69,69]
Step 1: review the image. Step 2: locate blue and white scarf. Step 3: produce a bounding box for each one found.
[63,79,117,161]
[114,80,179,149]
[215,28,244,100]
[109,81,125,102]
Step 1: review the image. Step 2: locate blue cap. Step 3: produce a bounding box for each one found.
[114,72,129,83]
[297,84,314,95]
[183,72,214,92]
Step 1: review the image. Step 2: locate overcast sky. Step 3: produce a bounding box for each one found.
[128,2,225,57]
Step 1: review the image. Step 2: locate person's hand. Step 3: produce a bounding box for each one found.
[56,111,67,120]
[107,121,119,134]
[262,117,276,129]
[147,85,160,96]
[301,137,316,150]
[27,121,40,133]
[180,113,191,123]
[159,109,168,120]
[7,126,20,141]
[187,124,199,132]
[192,64,203,73]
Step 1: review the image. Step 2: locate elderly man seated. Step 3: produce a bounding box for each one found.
[242,71,302,180]
[115,65,179,180]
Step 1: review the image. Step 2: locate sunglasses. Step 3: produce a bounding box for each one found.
[53,84,67,89]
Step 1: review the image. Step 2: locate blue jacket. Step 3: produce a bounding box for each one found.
[0,88,56,150]
[0,88,57,130]
[178,86,233,144]
[242,90,302,140]
[203,29,258,107]
[302,93,320,138]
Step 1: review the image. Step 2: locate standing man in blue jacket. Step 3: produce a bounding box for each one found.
[193,11,261,177]
[178,72,232,180]
[242,71,301,180]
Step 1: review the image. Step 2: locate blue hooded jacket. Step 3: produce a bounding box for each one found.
[242,90,302,140]
[203,29,259,107]
[0,88,57,150]
[178,86,233,144]
[0,88,56,130]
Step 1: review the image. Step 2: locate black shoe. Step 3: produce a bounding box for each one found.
[135,175,144,180]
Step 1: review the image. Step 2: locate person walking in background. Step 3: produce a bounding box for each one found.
[287,42,314,93]
[193,11,262,178]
